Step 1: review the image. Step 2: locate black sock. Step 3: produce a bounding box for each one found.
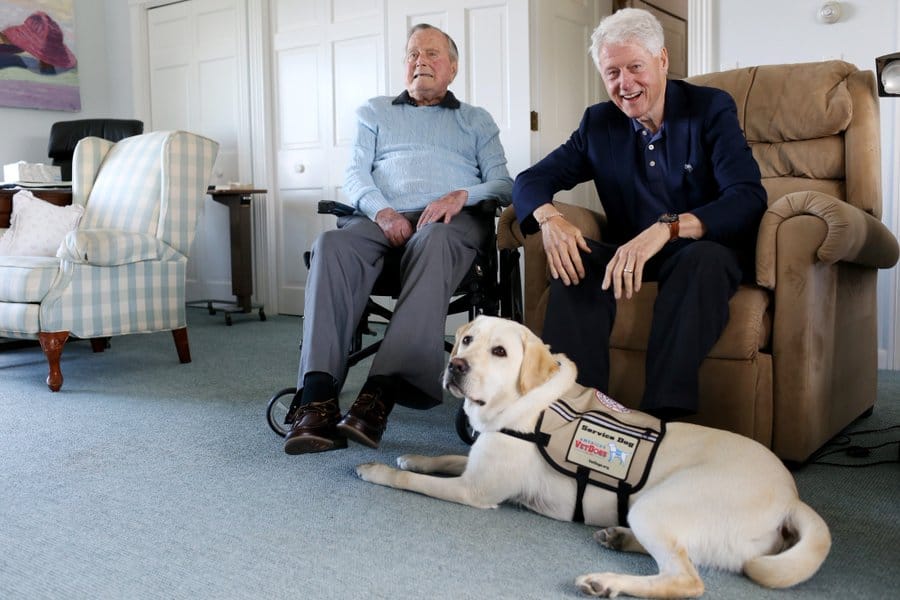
[301,371,338,405]
[362,375,397,412]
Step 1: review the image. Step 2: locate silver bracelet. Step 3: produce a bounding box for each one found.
[537,211,563,228]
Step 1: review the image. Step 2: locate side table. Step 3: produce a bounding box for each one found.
[188,188,267,325]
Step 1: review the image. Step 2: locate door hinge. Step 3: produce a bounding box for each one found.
[530,111,539,131]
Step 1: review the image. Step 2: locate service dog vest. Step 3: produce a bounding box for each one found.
[501,385,665,526]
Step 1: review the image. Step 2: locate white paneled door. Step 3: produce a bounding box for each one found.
[271,0,385,315]
[531,0,606,210]
[146,0,253,304]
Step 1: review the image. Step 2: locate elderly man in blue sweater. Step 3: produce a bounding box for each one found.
[284,24,513,455]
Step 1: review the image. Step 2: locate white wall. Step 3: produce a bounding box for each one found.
[714,0,900,368]
[0,0,135,168]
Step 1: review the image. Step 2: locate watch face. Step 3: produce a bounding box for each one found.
[658,213,679,223]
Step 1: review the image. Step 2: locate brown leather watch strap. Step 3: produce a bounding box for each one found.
[667,218,679,242]
[658,213,679,242]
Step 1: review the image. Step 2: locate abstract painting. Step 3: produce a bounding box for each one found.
[0,0,79,111]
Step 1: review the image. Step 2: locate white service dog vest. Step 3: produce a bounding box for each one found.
[501,384,665,525]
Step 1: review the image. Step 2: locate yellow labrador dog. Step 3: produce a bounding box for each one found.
[356,316,831,598]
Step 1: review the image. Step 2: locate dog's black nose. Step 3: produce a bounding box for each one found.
[448,357,469,375]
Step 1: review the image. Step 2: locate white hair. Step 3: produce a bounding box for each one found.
[589,8,665,71]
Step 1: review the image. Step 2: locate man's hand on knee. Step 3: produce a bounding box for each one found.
[417,190,468,229]
[376,208,414,247]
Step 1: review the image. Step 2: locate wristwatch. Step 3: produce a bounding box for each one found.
[658,213,680,243]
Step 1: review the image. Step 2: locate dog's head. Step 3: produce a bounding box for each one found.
[443,316,577,432]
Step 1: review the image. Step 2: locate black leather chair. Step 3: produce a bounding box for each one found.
[48,119,144,180]
[266,199,522,442]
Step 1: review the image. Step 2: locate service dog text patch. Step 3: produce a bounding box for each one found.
[567,419,639,480]
[500,383,665,525]
[527,385,664,493]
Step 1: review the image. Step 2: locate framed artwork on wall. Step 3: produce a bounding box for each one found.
[0,0,79,111]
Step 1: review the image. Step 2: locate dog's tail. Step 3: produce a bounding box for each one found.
[742,501,831,588]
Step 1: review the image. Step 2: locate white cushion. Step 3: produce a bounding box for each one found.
[0,190,83,257]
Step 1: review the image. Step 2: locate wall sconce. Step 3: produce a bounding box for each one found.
[875,52,900,97]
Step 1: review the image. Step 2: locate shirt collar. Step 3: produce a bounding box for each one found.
[632,118,665,143]
[392,90,461,109]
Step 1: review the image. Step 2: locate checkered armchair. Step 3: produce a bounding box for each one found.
[0,131,219,390]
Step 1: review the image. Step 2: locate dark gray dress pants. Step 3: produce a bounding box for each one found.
[299,210,490,406]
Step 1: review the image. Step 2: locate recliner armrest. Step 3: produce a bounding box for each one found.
[57,229,172,266]
[497,202,607,250]
[497,206,523,250]
[756,191,900,289]
[497,202,607,333]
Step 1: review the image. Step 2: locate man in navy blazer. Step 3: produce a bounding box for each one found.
[512,8,766,420]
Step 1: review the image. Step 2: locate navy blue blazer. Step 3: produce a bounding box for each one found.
[513,80,767,267]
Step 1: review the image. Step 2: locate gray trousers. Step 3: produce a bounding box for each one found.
[298,210,490,405]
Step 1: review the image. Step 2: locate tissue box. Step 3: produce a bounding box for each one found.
[3,161,62,184]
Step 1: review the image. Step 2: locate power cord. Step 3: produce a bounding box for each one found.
[807,424,900,467]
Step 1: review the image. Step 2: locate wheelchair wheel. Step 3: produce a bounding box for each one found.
[455,404,479,445]
[266,387,298,437]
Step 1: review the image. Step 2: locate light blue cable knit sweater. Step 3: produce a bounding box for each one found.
[343,94,513,219]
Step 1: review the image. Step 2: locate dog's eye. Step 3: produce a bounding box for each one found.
[491,346,507,357]
[462,335,473,345]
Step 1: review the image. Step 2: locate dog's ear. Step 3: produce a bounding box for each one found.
[451,319,475,357]
[517,331,559,395]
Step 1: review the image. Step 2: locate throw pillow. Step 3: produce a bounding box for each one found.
[0,190,83,257]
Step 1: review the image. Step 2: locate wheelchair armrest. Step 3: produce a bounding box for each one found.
[469,198,500,216]
[317,200,356,217]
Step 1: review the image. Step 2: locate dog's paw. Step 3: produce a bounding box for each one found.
[594,527,629,550]
[396,454,427,472]
[575,573,620,597]
[355,462,395,484]
[593,527,647,555]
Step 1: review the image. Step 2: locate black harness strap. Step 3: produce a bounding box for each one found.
[572,467,590,523]
[617,483,632,527]
[498,428,550,446]
[500,409,640,527]
[500,411,550,445]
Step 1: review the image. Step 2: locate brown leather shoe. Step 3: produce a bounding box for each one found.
[336,382,394,448]
[283,400,347,455]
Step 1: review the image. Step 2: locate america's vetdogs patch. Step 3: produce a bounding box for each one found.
[566,419,639,480]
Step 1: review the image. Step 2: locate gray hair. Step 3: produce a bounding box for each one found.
[408,23,459,63]
[589,8,664,70]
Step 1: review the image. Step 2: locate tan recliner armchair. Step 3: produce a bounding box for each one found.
[497,60,899,463]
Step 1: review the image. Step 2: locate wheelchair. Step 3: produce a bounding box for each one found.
[265,199,522,445]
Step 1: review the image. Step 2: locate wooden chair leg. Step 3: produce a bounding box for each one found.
[90,337,111,353]
[38,331,69,392]
[172,327,192,363]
